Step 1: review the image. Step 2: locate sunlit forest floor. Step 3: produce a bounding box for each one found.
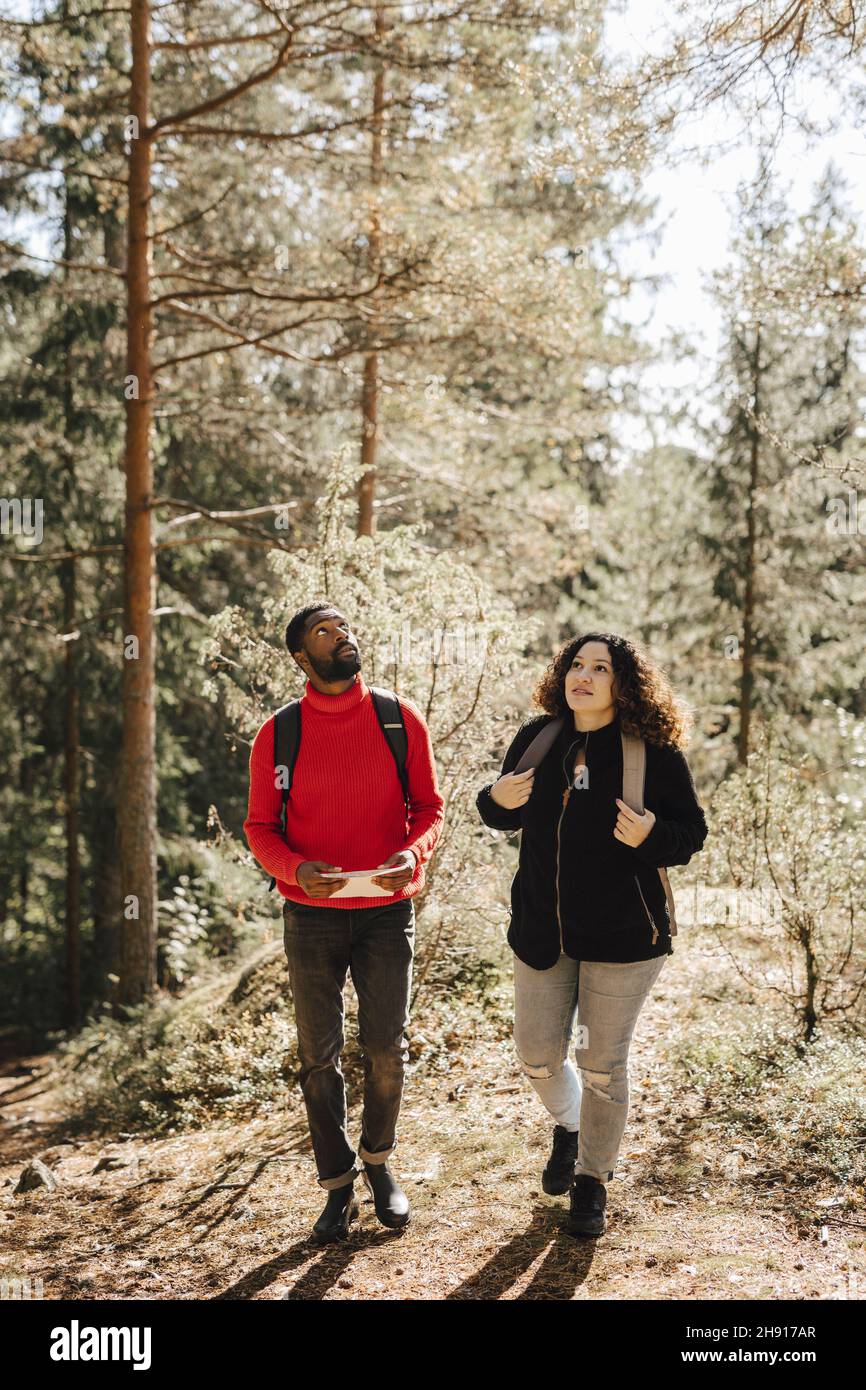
[3,927,865,1301]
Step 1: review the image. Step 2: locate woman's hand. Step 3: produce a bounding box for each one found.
[490,768,535,809]
[613,798,656,847]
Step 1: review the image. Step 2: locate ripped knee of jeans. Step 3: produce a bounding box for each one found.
[578,1066,616,1099]
[522,1059,555,1080]
[514,1042,562,1081]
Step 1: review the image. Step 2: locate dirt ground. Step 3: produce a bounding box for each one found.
[2,931,865,1301]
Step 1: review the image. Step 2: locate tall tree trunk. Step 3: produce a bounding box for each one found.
[61,150,82,1030]
[737,326,761,766]
[92,795,122,1008]
[357,4,386,537]
[118,0,157,1005]
[61,555,81,1027]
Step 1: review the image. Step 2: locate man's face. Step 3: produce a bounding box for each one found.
[298,610,361,682]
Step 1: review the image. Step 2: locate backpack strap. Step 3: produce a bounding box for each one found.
[266,686,411,891]
[368,685,410,814]
[513,716,564,774]
[267,699,302,891]
[620,731,678,937]
[620,732,646,814]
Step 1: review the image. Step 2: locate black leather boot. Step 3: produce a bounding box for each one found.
[312,1182,359,1243]
[542,1124,579,1195]
[362,1162,411,1229]
[566,1173,607,1237]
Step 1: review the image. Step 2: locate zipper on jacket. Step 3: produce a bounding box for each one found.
[634,873,658,945]
[555,730,588,953]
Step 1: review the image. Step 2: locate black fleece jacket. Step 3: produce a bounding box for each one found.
[476,711,708,968]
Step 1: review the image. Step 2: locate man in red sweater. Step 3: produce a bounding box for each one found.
[244,602,444,1242]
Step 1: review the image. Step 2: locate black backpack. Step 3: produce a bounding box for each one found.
[266,685,410,890]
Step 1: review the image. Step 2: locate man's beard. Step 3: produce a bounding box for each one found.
[308,645,361,682]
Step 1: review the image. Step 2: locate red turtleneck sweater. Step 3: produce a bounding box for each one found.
[244,674,444,908]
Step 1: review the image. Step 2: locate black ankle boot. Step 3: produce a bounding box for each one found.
[362,1162,411,1229]
[542,1124,579,1195]
[566,1173,607,1237]
[312,1182,359,1243]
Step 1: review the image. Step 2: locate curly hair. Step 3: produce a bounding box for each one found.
[531,631,692,750]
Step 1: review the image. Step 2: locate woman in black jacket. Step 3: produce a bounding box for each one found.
[476,631,708,1238]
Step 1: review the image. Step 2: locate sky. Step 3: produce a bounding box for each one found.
[601,0,866,455]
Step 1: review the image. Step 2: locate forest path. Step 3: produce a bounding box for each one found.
[2,936,863,1301]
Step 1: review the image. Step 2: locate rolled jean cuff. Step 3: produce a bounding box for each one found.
[318,1161,360,1191]
[575,1166,615,1183]
[358,1141,395,1165]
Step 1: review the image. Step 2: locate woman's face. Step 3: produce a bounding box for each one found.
[563,641,617,717]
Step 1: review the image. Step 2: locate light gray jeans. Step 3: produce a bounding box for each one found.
[512,950,668,1183]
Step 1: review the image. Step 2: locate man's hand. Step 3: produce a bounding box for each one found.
[489,767,535,809]
[296,861,349,898]
[371,849,416,891]
[613,799,656,848]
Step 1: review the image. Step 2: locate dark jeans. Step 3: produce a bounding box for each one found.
[282,896,416,1190]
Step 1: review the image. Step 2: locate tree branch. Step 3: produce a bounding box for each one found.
[0,154,127,186]
[151,98,413,144]
[149,33,295,135]
[5,533,294,562]
[151,495,302,545]
[0,238,124,277]
[147,254,426,308]
[152,27,286,51]
[152,300,329,371]
[150,496,304,525]
[151,182,236,241]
